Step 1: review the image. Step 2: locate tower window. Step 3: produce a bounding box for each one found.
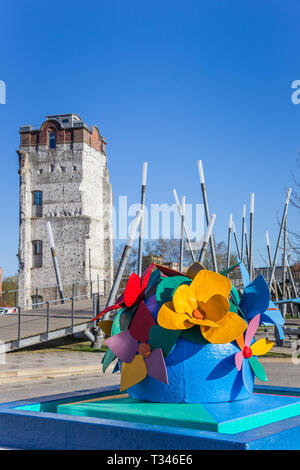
[33,191,42,206]
[33,240,42,255]
[49,131,56,149]
[32,240,43,268]
[32,191,42,217]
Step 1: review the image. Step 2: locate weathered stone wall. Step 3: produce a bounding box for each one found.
[18,136,113,308]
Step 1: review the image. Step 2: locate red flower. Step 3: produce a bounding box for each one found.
[92,263,154,322]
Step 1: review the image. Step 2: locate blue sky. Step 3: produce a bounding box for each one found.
[0,0,299,277]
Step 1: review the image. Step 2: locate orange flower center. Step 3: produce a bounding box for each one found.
[138,343,151,358]
[192,308,205,320]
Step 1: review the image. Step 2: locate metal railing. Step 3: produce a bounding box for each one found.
[0,279,109,308]
[12,289,105,349]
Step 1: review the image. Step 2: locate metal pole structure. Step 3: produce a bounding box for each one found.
[138,162,148,277]
[244,223,249,268]
[179,195,185,272]
[199,214,216,265]
[265,230,278,298]
[198,160,218,272]
[173,189,195,263]
[226,214,232,277]
[104,209,144,317]
[286,259,298,298]
[241,204,246,263]
[249,193,255,282]
[269,188,292,288]
[282,220,287,318]
[265,231,272,271]
[232,219,241,260]
[46,221,64,304]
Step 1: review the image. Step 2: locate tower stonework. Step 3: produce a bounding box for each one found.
[17,114,113,307]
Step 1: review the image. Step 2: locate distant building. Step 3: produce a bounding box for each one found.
[142,254,163,273]
[17,114,113,307]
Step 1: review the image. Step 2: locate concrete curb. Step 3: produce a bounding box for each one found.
[0,357,293,385]
[0,364,116,384]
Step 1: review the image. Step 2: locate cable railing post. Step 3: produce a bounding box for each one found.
[71,284,75,332]
[46,301,50,340]
[17,307,21,346]
[35,288,38,309]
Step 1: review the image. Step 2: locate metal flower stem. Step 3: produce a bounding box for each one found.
[179,196,185,272]
[241,204,246,264]
[138,162,147,277]
[199,214,216,265]
[266,231,278,301]
[269,188,292,288]
[173,189,195,263]
[232,220,241,260]
[226,214,232,277]
[244,226,249,268]
[249,193,254,282]
[198,161,218,272]
[104,210,143,318]
[282,220,287,318]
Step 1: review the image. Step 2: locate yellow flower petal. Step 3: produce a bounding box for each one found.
[157,301,193,330]
[199,294,229,322]
[189,318,219,327]
[200,311,247,344]
[120,354,147,392]
[251,338,274,356]
[173,284,197,315]
[191,270,232,303]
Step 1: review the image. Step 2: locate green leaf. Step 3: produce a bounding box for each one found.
[119,306,136,331]
[155,276,191,306]
[180,326,209,344]
[248,356,268,382]
[220,262,241,276]
[149,325,180,357]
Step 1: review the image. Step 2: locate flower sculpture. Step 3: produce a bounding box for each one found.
[157,269,248,344]
[235,314,274,382]
[97,260,278,402]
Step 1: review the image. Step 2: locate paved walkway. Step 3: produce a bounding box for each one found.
[0,298,95,343]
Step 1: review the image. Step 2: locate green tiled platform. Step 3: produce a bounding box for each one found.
[56,391,300,435]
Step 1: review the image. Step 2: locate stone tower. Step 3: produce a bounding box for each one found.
[17,114,113,307]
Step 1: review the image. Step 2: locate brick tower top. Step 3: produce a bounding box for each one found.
[19,114,107,154]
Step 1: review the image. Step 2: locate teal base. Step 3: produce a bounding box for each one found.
[55,391,300,435]
[1,385,300,449]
